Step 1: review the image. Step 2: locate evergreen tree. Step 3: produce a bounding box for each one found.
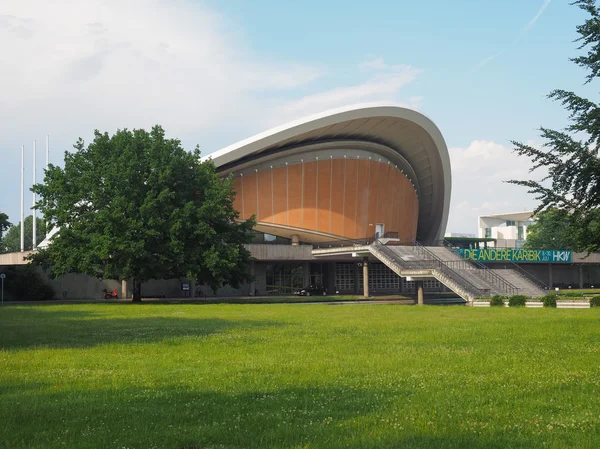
[509,0,600,253]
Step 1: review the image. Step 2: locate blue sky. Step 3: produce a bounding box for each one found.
[0,0,593,234]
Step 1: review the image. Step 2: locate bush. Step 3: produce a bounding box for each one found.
[490,295,506,307]
[590,296,600,307]
[542,293,557,308]
[559,292,585,298]
[508,295,528,307]
[0,266,55,301]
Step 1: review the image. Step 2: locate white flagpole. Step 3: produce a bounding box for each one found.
[32,140,37,250]
[45,135,49,238]
[20,145,25,252]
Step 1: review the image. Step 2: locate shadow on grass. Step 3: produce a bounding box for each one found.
[0,383,535,449]
[0,306,281,350]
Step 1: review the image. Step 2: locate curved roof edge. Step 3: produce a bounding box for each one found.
[205,103,451,242]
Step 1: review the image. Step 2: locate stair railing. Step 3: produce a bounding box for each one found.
[441,240,520,296]
[372,240,489,298]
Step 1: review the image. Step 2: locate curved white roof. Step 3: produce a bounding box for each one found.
[206,103,451,242]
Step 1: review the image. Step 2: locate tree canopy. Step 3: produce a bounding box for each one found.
[509,0,600,253]
[522,208,582,251]
[0,212,10,241]
[0,216,46,253]
[31,126,255,302]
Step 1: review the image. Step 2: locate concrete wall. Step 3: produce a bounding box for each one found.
[0,251,34,266]
[492,263,600,289]
[233,158,419,241]
[12,264,271,300]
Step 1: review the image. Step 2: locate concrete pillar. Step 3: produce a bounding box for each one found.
[362,257,369,297]
[579,264,584,289]
[121,279,127,299]
[548,263,553,288]
[291,234,299,246]
[249,261,256,295]
[327,262,336,293]
[303,261,310,287]
[417,281,424,305]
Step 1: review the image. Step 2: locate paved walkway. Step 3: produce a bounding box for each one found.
[2,296,417,306]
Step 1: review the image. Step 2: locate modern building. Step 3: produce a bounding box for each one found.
[13,104,595,300]
[478,211,536,249]
[202,103,452,296]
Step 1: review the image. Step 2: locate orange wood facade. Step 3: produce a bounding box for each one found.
[233,159,419,241]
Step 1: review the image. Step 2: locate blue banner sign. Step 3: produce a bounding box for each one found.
[456,248,572,263]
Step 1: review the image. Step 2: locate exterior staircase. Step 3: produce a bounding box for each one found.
[435,243,547,298]
[369,241,503,301]
[312,238,546,302]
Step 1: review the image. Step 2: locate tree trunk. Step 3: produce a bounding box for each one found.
[132,279,142,303]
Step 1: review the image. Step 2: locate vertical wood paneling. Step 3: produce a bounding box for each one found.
[343,159,358,237]
[366,160,379,235]
[302,161,318,231]
[233,177,243,219]
[355,159,370,238]
[272,167,287,225]
[317,159,331,233]
[330,159,345,236]
[287,164,303,226]
[235,160,419,241]
[243,173,257,220]
[256,170,272,222]
[377,163,391,228]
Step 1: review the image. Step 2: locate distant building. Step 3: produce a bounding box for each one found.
[478,211,536,249]
[444,232,476,238]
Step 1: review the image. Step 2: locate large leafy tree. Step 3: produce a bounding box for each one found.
[522,208,583,251]
[0,212,10,241]
[1,216,46,253]
[509,0,600,253]
[31,126,255,302]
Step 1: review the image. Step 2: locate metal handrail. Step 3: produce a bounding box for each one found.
[409,241,491,297]
[373,240,489,298]
[441,240,519,296]
[442,239,546,292]
[313,231,403,249]
[494,260,549,291]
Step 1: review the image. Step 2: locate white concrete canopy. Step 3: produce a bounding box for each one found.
[205,103,452,242]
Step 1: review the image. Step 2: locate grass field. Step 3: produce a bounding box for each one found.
[1,304,600,449]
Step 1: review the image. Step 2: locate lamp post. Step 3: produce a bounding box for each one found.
[1,273,5,305]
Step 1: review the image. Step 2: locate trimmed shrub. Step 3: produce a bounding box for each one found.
[542,293,557,308]
[490,295,506,307]
[508,295,528,307]
[590,296,600,307]
[560,292,585,298]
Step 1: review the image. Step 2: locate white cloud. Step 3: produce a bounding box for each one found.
[446,140,546,234]
[0,0,322,144]
[525,0,552,31]
[274,61,422,122]
[359,57,389,71]
[472,52,501,71]
[473,0,551,70]
[0,4,423,223]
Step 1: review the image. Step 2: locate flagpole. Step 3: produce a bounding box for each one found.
[20,145,25,252]
[32,140,37,250]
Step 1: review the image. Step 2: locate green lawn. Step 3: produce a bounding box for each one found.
[1,304,600,449]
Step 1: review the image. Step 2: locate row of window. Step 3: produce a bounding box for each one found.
[265,263,324,294]
[335,263,441,292]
